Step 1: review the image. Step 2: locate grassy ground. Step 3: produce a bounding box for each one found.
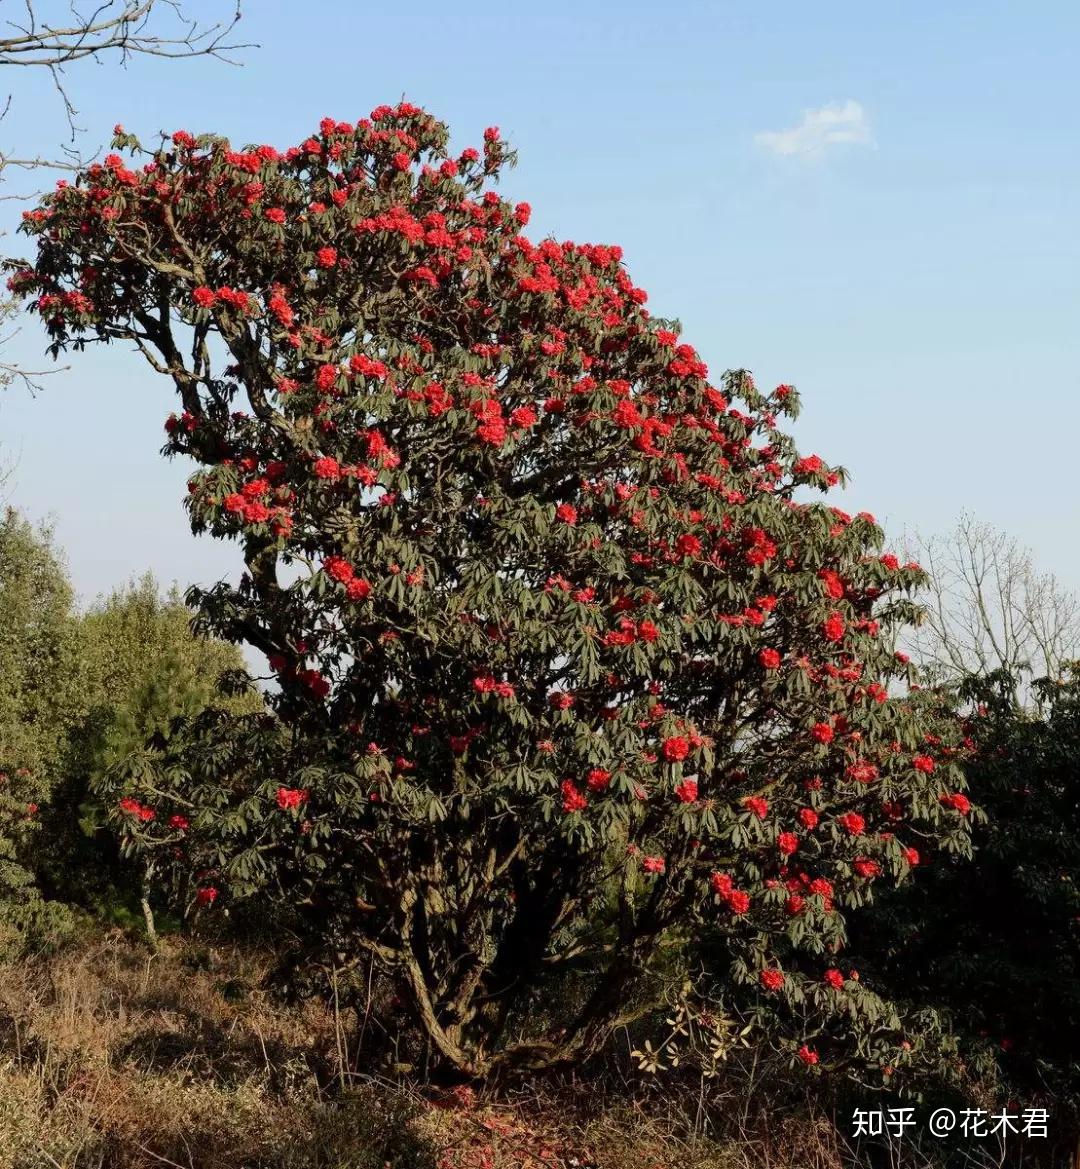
[0,932,861,1169]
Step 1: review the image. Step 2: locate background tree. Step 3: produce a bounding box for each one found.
[77,571,262,770]
[853,667,1080,1150]
[12,107,975,1081]
[0,510,261,944]
[902,514,1080,710]
[0,0,245,177]
[40,572,263,920]
[0,0,248,394]
[0,507,84,950]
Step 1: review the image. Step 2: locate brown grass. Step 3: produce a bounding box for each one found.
[0,932,860,1169]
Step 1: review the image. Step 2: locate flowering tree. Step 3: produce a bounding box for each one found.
[10,106,974,1078]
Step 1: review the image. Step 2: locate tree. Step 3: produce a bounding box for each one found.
[40,572,263,916]
[853,667,1080,1140]
[76,571,262,770]
[10,107,975,1080]
[902,514,1080,709]
[0,1,245,177]
[0,507,84,948]
[0,1,248,395]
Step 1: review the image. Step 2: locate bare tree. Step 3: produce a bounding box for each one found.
[0,2,248,174]
[902,513,1080,708]
[0,1,250,404]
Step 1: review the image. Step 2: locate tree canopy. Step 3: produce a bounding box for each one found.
[9,106,976,1079]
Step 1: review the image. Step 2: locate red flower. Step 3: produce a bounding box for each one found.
[323,556,354,583]
[759,648,781,670]
[903,846,920,866]
[241,478,270,500]
[642,855,666,874]
[853,857,881,879]
[674,533,702,558]
[195,887,218,907]
[316,246,338,268]
[661,736,690,762]
[846,761,879,784]
[940,792,971,814]
[760,969,785,992]
[824,968,845,989]
[674,779,699,804]
[637,620,659,643]
[798,808,819,830]
[777,831,799,856]
[555,503,578,525]
[817,569,845,599]
[192,286,216,308]
[612,399,644,428]
[276,786,309,811]
[168,814,190,831]
[744,795,769,820]
[346,578,371,601]
[811,722,834,744]
[797,1045,819,1066]
[712,873,750,914]
[822,612,845,643]
[561,779,587,813]
[838,812,865,836]
[727,889,750,914]
[313,456,342,480]
[912,754,935,774]
[586,768,612,791]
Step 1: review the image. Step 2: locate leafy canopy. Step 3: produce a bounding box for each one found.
[11,104,974,1078]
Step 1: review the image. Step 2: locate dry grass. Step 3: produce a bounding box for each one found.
[0,932,420,1168]
[0,932,866,1169]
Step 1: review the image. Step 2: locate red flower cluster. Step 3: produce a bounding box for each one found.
[276,787,309,811]
[661,735,690,762]
[119,796,155,822]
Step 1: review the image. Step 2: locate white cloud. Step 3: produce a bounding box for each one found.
[755,100,874,159]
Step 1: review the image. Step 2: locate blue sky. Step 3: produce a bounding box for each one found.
[2,0,1078,607]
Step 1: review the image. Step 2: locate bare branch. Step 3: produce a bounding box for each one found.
[0,3,252,391]
[0,1,250,68]
[901,512,1080,710]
